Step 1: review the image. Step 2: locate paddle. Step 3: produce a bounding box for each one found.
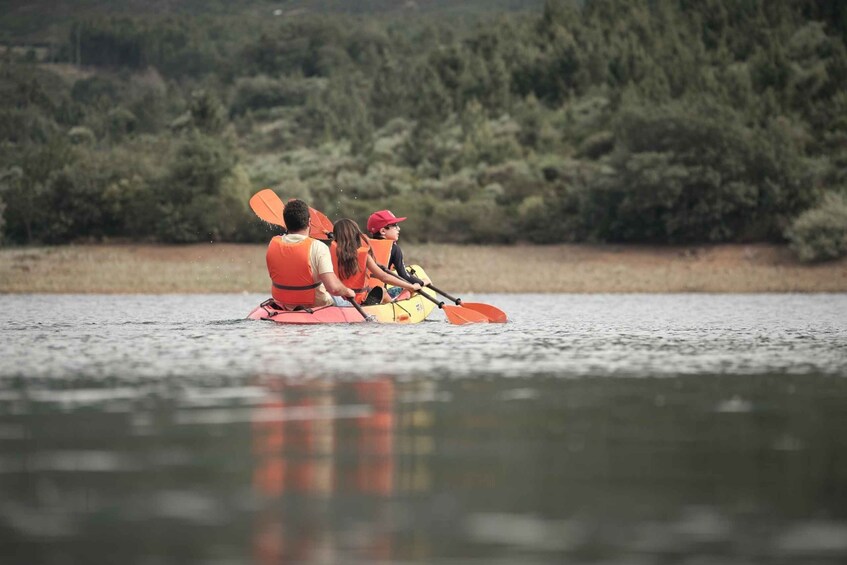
[347,298,375,322]
[424,283,508,323]
[249,188,285,227]
[249,188,333,240]
[406,266,507,323]
[416,291,489,325]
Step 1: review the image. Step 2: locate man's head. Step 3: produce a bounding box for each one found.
[283,199,310,233]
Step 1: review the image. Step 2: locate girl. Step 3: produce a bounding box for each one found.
[331,218,421,305]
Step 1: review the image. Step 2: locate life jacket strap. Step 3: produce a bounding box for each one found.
[272,281,321,291]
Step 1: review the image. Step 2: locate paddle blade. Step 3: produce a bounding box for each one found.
[280,198,331,240]
[309,206,334,239]
[443,305,489,325]
[250,189,285,227]
[462,302,508,323]
[308,220,332,241]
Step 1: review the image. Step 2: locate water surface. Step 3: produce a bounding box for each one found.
[1,293,846,564]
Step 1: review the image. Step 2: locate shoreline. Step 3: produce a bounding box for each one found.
[1,243,846,294]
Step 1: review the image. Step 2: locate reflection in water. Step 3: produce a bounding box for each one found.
[251,378,398,564]
[2,374,847,564]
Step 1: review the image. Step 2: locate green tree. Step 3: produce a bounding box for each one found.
[188,90,226,135]
[787,191,847,261]
[574,102,812,243]
[0,139,75,243]
[154,133,251,242]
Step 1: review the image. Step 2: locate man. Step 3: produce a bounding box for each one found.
[266,199,355,308]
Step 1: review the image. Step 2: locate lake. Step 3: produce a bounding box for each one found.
[1,293,846,564]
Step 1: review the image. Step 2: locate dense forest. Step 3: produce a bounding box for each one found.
[1,0,846,260]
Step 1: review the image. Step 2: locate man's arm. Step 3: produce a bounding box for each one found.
[313,243,355,298]
[319,271,355,299]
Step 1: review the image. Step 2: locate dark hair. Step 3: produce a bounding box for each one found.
[283,199,310,232]
[333,218,366,279]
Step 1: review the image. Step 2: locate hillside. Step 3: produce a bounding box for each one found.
[0,0,546,42]
[1,0,846,263]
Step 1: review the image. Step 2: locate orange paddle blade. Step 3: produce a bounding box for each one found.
[309,206,334,237]
[443,305,489,325]
[282,198,332,241]
[307,215,332,240]
[462,302,508,323]
[250,189,285,227]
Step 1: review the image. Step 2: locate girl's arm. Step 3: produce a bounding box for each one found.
[366,256,421,291]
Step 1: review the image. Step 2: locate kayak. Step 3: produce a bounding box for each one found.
[247,266,437,325]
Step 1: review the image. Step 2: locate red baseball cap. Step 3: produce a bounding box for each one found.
[367,210,407,233]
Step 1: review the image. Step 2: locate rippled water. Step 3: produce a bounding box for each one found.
[1,293,847,564]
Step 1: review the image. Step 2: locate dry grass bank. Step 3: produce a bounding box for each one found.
[1,243,846,294]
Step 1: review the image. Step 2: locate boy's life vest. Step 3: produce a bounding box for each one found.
[368,239,394,288]
[329,241,370,303]
[266,236,322,306]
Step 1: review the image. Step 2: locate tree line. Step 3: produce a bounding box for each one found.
[1,0,846,260]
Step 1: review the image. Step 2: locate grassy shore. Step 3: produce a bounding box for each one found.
[1,243,846,294]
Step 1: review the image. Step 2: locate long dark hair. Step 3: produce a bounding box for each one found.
[333,218,367,279]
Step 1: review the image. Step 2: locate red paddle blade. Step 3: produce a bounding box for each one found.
[443,305,489,325]
[250,189,285,227]
[462,302,508,323]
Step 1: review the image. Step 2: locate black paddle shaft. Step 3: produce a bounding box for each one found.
[417,291,447,309]
[404,267,463,306]
[427,284,462,305]
[347,299,374,321]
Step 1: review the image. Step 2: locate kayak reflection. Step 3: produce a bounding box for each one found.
[251,377,402,563]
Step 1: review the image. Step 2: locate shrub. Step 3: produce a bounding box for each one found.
[68,126,96,145]
[578,102,812,243]
[107,108,138,139]
[230,75,323,116]
[787,192,847,262]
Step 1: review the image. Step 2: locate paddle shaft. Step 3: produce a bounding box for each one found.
[427,283,463,305]
[417,291,447,309]
[425,281,508,323]
[407,267,462,305]
[347,298,372,321]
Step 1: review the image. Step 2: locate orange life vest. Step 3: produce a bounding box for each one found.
[330,241,370,303]
[368,239,394,289]
[266,236,321,306]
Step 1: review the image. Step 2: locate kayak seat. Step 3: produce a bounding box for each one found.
[260,299,315,316]
[361,287,384,306]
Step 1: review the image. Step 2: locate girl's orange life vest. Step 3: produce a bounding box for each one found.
[266,236,321,306]
[329,241,370,303]
[368,239,394,289]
